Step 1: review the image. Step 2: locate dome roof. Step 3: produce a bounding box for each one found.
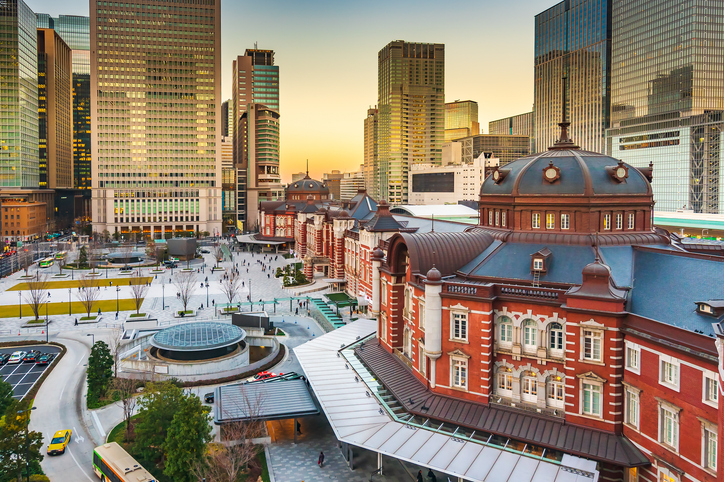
[287,174,329,194]
[151,322,246,352]
[481,149,652,197]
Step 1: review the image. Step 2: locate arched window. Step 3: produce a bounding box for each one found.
[522,319,537,352]
[496,366,513,398]
[498,316,513,348]
[549,322,564,355]
[547,374,564,409]
[403,287,412,319]
[522,371,538,403]
[403,326,412,358]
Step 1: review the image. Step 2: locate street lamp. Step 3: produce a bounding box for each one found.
[45,293,51,324]
[87,333,94,345]
[205,281,209,307]
[68,288,71,316]
[17,405,36,482]
[18,291,22,319]
[161,280,165,310]
[116,286,120,314]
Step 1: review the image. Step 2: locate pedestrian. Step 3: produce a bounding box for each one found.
[115,312,118,320]
[428,469,437,482]
[296,421,302,434]
[74,318,78,326]
[318,451,324,468]
[98,308,101,315]
[417,470,423,482]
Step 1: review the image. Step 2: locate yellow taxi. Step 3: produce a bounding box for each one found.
[47,429,71,455]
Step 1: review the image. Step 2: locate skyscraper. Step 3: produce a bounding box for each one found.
[606,0,724,214]
[363,107,379,200]
[36,15,91,194]
[534,0,611,153]
[377,41,444,204]
[445,100,479,142]
[90,0,222,239]
[489,111,535,152]
[232,49,281,229]
[37,28,73,190]
[0,0,39,188]
[221,99,231,137]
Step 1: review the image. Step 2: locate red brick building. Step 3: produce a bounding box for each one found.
[362,133,724,481]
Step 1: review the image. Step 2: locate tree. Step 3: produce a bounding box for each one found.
[88,239,101,274]
[101,229,111,243]
[87,341,113,404]
[172,270,197,312]
[112,377,138,438]
[120,243,133,270]
[77,245,88,268]
[112,230,121,241]
[108,326,123,378]
[76,274,100,318]
[213,244,224,268]
[220,270,242,307]
[57,255,66,275]
[129,271,149,315]
[163,393,212,482]
[0,379,13,415]
[0,400,44,482]
[23,274,49,321]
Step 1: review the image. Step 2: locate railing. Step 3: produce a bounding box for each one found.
[497,285,563,300]
[489,396,564,419]
[393,348,413,369]
[445,284,482,296]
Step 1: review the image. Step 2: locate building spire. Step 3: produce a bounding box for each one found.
[549,74,580,151]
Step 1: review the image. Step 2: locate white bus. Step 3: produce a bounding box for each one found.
[93,442,156,482]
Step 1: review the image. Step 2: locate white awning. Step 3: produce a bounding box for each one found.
[294,320,599,482]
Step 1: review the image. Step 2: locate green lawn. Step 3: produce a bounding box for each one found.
[8,277,153,291]
[7,299,141,318]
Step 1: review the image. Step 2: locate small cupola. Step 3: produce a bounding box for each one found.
[530,247,552,274]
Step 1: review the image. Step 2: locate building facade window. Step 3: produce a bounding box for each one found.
[659,356,680,391]
[616,213,623,230]
[532,212,540,229]
[381,281,387,305]
[583,330,602,362]
[625,342,640,374]
[659,403,679,450]
[548,322,564,355]
[628,213,635,230]
[495,210,499,226]
[451,357,467,390]
[418,300,425,331]
[582,382,602,417]
[703,373,718,407]
[522,319,537,352]
[561,213,570,229]
[547,375,564,408]
[497,366,513,397]
[498,316,513,347]
[380,312,387,342]
[603,213,611,230]
[451,311,468,342]
[488,210,493,225]
[522,371,538,403]
[546,213,555,229]
[658,467,678,482]
[419,344,426,376]
[703,424,717,472]
[533,258,543,270]
[403,287,412,319]
[501,211,506,227]
[624,387,640,429]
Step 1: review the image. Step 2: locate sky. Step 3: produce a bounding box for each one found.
[27,0,554,182]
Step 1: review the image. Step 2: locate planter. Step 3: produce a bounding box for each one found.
[128,313,147,319]
[118,270,134,276]
[181,268,195,272]
[211,267,225,272]
[86,272,103,277]
[22,319,51,328]
[79,315,99,323]
[52,274,70,278]
[173,310,197,318]
[150,269,164,274]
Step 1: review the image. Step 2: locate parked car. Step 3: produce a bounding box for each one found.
[8,351,26,364]
[249,371,283,382]
[23,350,41,363]
[37,353,55,365]
[200,249,210,254]
[163,260,177,268]
[204,392,214,403]
[47,429,71,455]
[0,353,10,365]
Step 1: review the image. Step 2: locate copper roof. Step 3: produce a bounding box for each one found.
[356,342,649,468]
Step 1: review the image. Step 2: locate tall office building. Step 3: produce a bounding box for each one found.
[606,0,724,214]
[232,49,281,229]
[534,0,611,154]
[457,134,531,166]
[90,0,222,239]
[445,100,479,141]
[377,40,444,204]
[489,111,535,152]
[37,28,73,190]
[36,15,91,194]
[0,0,39,188]
[221,99,231,137]
[221,136,236,232]
[363,107,379,200]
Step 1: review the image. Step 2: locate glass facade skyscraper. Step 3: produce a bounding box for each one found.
[534,0,611,154]
[607,0,724,213]
[0,0,39,188]
[90,0,222,239]
[445,100,479,142]
[489,111,535,152]
[377,40,444,204]
[37,14,91,192]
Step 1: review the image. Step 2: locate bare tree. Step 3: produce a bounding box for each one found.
[145,240,157,263]
[76,273,101,318]
[172,270,197,312]
[129,271,149,315]
[213,244,224,268]
[57,255,66,275]
[112,377,138,438]
[23,273,50,321]
[120,243,133,270]
[88,239,100,274]
[108,326,123,378]
[220,270,242,308]
[191,392,266,482]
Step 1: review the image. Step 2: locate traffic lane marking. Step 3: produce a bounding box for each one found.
[65,445,96,482]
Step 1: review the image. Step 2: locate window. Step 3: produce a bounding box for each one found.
[703,374,718,407]
[495,210,499,226]
[659,404,679,450]
[381,281,387,304]
[546,213,555,229]
[547,375,564,408]
[403,288,412,319]
[522,372,538,403]
[498,316,513,346]
[380,312,387,342]
[418,300,425,330]
[419,345,426,376]
[532,212,540,229]
[603,214,611,230]
[488,210,493,225]
[549,322,564,353]
[582,382,602,417]
[533,258,543,271]
[451,311,467,341]
[451,357,467,389]
[658,467,679,482]
[583,330,602,362]
[497,367,512,396]
[704,426,717,471]
[625,387,639,429]
[561,213,570,230]
[625,343,640,374]
[616,213,623,230]
[659,356,679,391]
[628,213,635,230]
[522,319,537,352]
[501,211,506,227]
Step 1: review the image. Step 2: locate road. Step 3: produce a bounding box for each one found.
[0,345,62,399]
[29,332,100,482]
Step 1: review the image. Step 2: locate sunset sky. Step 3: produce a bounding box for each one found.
[27,0,553,182]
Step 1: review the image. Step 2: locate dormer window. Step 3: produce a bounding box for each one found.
[696,300,724,318]
[530,247,552,274]
[533,258,544,271]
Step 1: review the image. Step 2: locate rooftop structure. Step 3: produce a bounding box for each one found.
[150,322,246,361]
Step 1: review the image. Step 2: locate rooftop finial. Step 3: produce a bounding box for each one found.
[431,213,434,233]
[305,159,309,178]
[594,232,601,262]
[549,74,580,151]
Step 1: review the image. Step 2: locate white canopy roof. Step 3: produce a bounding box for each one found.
[294,320,599,482]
